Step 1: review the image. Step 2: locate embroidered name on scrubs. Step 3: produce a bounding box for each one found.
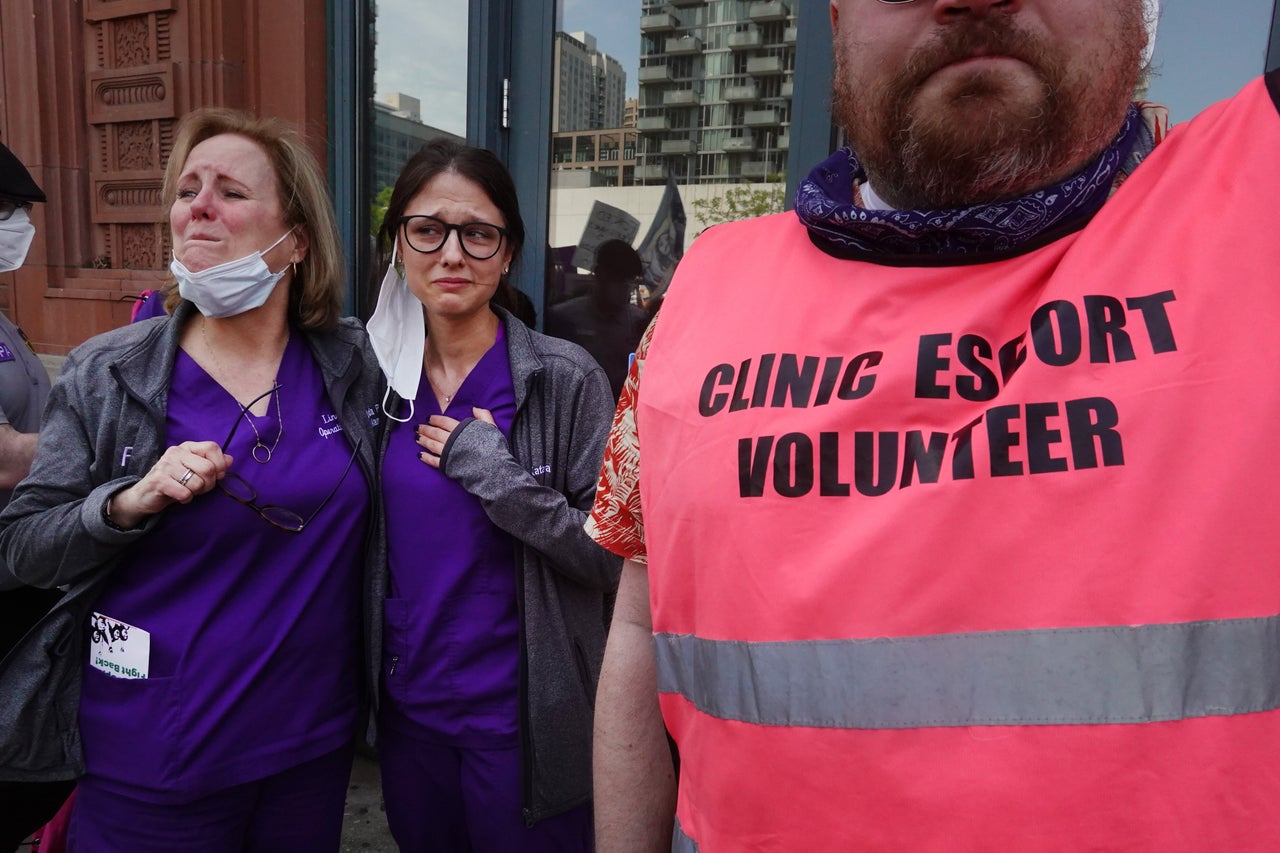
[0,342,14,363]
[317,410,344,439]
[89,612,151,679]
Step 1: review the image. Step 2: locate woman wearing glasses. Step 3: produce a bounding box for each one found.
[0,108,379,852]
[366,139,620,851]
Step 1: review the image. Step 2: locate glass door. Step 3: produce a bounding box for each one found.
[543,0,809,398]
[344,0,472,317]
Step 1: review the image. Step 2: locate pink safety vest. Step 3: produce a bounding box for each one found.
[640,74,1280,852]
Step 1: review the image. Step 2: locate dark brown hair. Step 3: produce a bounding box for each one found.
[378,139,529,317]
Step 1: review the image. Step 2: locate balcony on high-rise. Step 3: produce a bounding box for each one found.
[670,0,704,6]
[641,10,680,33]
[728,29,763,51]
[777,133,790,150]
[723,83,759,102]
[745,108,780,127]
[663,89,702,106]
[660,138,697,155]
[746,55,785,75]
[636,163,670,181]
[664,34,704,55]
[639,64,674,84]
[748,1,790,24]
[724,134,757,152]
[783,26,798,44]
[637,115,671,131]
[781,79,794,97]
[741,160,774,179]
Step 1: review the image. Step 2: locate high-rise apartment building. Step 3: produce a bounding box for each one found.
[637,0,796,184]
[553,31,628,132]
[373,93,465,191]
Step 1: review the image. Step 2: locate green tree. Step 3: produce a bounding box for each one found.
[690,183,786,236]
[370,185,394,242]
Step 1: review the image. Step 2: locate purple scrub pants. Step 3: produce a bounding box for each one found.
[379,723,592,853]
[67,743,353,853]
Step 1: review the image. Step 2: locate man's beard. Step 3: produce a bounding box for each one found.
[833,11,1145,210]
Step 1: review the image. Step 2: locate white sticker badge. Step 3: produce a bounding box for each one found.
[89,612,150,679]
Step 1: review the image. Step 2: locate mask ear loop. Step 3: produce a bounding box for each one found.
[379,237,417,425]
[262,226,299,276]
[382,385,415,424]
[386,236,400,285]
[263,227,296,255]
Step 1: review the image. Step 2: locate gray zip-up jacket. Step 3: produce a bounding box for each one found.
[0,302,382,782]
[369,307,622,826]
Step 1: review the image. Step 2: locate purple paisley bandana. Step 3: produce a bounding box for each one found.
[795,105,1150,260]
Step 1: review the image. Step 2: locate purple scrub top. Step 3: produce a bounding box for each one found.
[381,323,520,748]
[79,333,370,803]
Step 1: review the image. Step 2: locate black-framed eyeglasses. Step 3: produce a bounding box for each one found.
[0,199,32,222]
[400,215,508,260]
[219,385,362,534]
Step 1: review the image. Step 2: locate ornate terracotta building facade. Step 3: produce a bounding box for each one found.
[0,0,327,354]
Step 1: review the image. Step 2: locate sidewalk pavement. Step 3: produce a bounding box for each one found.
[342,752,397,852]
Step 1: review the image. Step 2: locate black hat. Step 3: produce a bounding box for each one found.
[0,141,46,204]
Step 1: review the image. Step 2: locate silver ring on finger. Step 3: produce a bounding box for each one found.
[178,467,195,487]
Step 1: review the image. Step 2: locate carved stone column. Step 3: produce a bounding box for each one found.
[85,0,181,274]
[0,0,328,355]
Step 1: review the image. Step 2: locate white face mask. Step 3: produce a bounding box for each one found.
[171,229,295,319]
[0,208,36,273]
[366,240,423,423]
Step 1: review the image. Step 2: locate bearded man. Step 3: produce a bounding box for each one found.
[589,0,1280,849]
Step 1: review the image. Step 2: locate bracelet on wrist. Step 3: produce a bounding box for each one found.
[102,492,129,532]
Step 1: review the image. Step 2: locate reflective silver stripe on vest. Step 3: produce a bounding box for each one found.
[654,615,1280,728]
[672,817,699,852]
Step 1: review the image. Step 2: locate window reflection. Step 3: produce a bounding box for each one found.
[548,0,796,395]
[361,0,1279,394]
[367,0,470,314]
[371,0,469,215]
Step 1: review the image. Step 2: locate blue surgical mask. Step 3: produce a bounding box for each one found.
[171,229,295,318]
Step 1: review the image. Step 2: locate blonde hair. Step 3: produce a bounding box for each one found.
[161,107,345,330]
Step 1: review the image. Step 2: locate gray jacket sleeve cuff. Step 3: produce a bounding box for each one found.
[439,418,618,590]
[81,478,153,543]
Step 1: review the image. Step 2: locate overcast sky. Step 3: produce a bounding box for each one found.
[1146,0,1274,122]
[373,1,1276,137]
[374,0,470,136]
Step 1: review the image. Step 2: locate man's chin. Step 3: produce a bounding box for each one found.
[905,75,1049,159]
[912,64,1046,122]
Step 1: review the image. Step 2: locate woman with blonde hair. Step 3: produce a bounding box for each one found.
[0,107,380,852]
